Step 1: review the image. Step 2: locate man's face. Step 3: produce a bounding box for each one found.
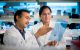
[17,12,30,28]
[40,8,51,23]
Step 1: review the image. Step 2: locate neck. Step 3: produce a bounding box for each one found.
[43,22,49,27]
[15,22,24,32]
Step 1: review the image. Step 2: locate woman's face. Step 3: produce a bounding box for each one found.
[40,8,51,24]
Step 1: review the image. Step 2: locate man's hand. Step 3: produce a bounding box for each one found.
[35,24,52,38]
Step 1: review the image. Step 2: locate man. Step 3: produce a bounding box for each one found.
[3,9,39,48]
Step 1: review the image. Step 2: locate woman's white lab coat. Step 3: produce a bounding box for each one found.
[3,26,39,48]
[32,20,67,46]
[31,21,56,46]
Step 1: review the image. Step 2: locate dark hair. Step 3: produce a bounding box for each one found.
[14,9,30,23]
[3,4,9,11]
[39,6,52,16]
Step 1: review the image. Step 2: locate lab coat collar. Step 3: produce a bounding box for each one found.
[14,25,26,33]
[14,25,26,40]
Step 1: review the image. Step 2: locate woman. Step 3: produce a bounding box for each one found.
[32,6,58,46]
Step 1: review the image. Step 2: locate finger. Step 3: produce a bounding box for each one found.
[47,27,52,32]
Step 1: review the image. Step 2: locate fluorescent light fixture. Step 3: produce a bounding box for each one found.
[47,2,77,6]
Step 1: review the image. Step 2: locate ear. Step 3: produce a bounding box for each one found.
[40,16,42,19]
[39,16,41,21]
[16,15,19,21]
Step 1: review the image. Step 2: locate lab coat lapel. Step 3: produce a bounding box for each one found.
[13,26,25,41]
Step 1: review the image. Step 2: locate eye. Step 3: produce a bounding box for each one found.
[48,13,51,15]
[25,16,30,20]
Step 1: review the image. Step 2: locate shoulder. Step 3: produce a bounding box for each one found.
[4,26,19,36]
[6,26,16,33]
[31,22,42,30]
[31,22,43,34]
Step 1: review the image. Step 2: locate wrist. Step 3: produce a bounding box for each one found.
[35,33,40,38]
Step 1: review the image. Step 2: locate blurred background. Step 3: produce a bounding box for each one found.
[0,1,80,30]
[0,0,80,49]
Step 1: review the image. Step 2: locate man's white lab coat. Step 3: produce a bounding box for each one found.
[3,26,39,48]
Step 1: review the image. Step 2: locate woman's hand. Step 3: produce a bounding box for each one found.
[46,41,58,46]
[35,25,52,38]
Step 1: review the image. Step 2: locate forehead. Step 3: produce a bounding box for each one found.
[21,12,30,16]
[22,12,29,15]
[42,8,51,13]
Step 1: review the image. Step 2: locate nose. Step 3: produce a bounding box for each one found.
[46,14,49,18]
[27,17,31,21]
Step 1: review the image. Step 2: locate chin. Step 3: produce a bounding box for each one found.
[46,21,50,23]
[25,24,28,27]
[24,25,27,28]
